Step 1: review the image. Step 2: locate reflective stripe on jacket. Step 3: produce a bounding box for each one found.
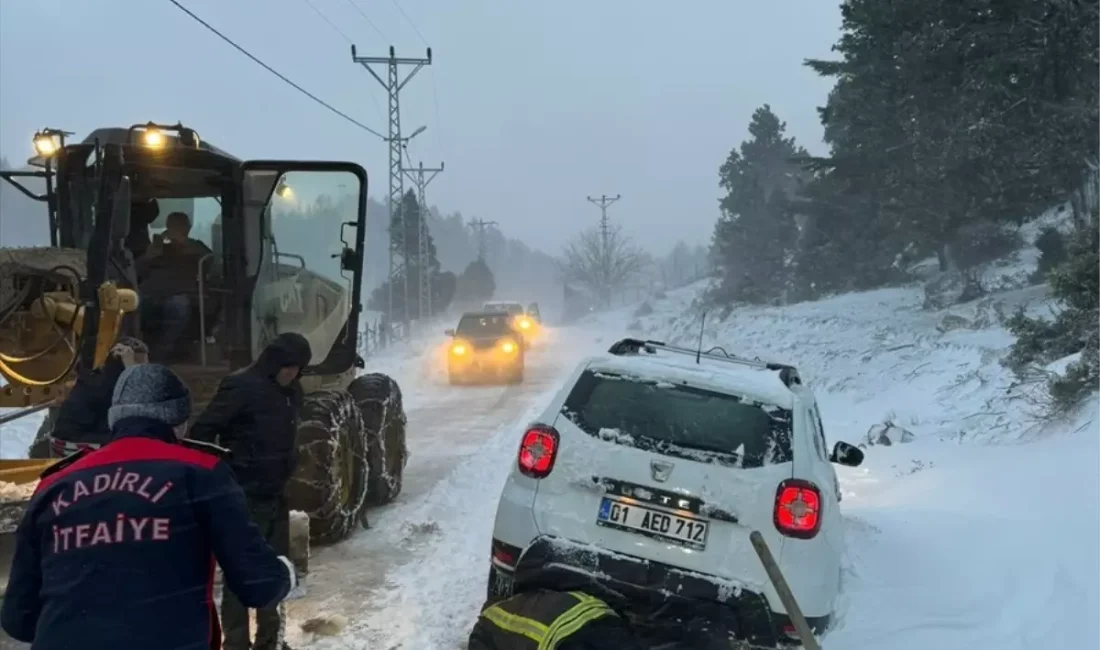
[472,589,618,650]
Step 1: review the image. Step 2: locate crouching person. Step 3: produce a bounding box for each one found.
[46,337,149,457]
[469,558,644,650]
[1,363,296,650]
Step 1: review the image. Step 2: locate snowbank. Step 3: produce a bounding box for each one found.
[632,281,1064,444]
[831,400,1099,650]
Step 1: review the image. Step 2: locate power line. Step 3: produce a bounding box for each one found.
[586,194,621,308]
[470,219,497,262]
[300,0,385,123]
[166,0,385,140]
[401,160,444,319]
[344,0,387,40]
[301,0,352,44]
[352,45,432,337]
[388,0,431,47]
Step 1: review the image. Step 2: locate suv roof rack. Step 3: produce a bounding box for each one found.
[606,338,802,388]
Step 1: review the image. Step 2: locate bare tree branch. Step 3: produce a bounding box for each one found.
[557,223,647,306]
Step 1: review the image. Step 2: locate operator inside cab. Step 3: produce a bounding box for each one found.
[136,211,216,361]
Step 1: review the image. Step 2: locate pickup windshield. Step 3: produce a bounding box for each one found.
[560,370,793,468]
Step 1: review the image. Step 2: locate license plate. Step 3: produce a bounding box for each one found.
[596,497,708,550]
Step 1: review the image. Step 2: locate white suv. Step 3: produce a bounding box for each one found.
[487,338,864,647]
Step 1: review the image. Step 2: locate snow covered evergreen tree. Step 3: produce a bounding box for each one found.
[710,105,808,304]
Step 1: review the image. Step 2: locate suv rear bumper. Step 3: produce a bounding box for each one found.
[505,535,829,648]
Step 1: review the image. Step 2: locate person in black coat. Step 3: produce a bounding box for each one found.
[1,363,295,650]
[33,337,148,458]
[188,332,312,650]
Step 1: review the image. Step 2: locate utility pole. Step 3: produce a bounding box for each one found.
[470,218,498,261]
[401,160,444,320]
[352,44,431,338]
[586,194,621,306]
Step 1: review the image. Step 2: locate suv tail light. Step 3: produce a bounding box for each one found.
[774,479,822,539]
[517,425,559,478]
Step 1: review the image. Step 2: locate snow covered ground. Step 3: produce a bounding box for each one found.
[1,272,1096,650]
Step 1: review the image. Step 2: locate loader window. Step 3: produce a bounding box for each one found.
[561,370,794,468]
[252,169,361,367]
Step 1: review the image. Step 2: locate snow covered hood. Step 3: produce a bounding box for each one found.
[583,353,795,410]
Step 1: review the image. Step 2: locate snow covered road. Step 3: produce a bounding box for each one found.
[286,324,607,648]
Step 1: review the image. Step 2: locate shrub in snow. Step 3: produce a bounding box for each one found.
[1032,227,1068,282]
[1006,213,1099,412]
[863,422,915,447]
[952,220,1023,270]
[633,301,654,317]
[936,314,974,333]
[922,270,985,310]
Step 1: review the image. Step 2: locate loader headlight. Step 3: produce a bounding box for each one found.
[33,131,61,157]
[275,180,294,200]
[142,127,166,148]
[500,340,517,354]
[451,342,468,356]
[517,317,532,330]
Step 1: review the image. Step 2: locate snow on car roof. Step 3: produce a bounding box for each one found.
[585,350,796,409]
[484,301,523,307]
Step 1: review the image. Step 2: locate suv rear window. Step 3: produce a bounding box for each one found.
[457,314,512,336]
[560,370,793,468]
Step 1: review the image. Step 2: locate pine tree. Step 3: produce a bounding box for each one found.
[710,105,808,304]
[368,189,454,320]
[457,258,496,304]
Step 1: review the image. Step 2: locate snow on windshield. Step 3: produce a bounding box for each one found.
[561,369,793,468]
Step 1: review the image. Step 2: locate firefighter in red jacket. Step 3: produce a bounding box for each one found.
[1,363,296,650]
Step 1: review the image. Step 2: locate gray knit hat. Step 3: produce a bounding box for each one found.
[108,363,192,429]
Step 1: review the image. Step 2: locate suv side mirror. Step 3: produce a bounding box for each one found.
[829,441,864,467]
[444,329,455,337]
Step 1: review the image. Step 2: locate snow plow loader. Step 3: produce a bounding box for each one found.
[0,124,408,547]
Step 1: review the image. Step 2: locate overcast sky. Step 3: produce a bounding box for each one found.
[0,0,840,256]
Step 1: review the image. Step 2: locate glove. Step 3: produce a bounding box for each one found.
[277,555,298,593]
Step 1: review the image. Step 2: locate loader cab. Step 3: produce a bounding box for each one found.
[42,123,368,379]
